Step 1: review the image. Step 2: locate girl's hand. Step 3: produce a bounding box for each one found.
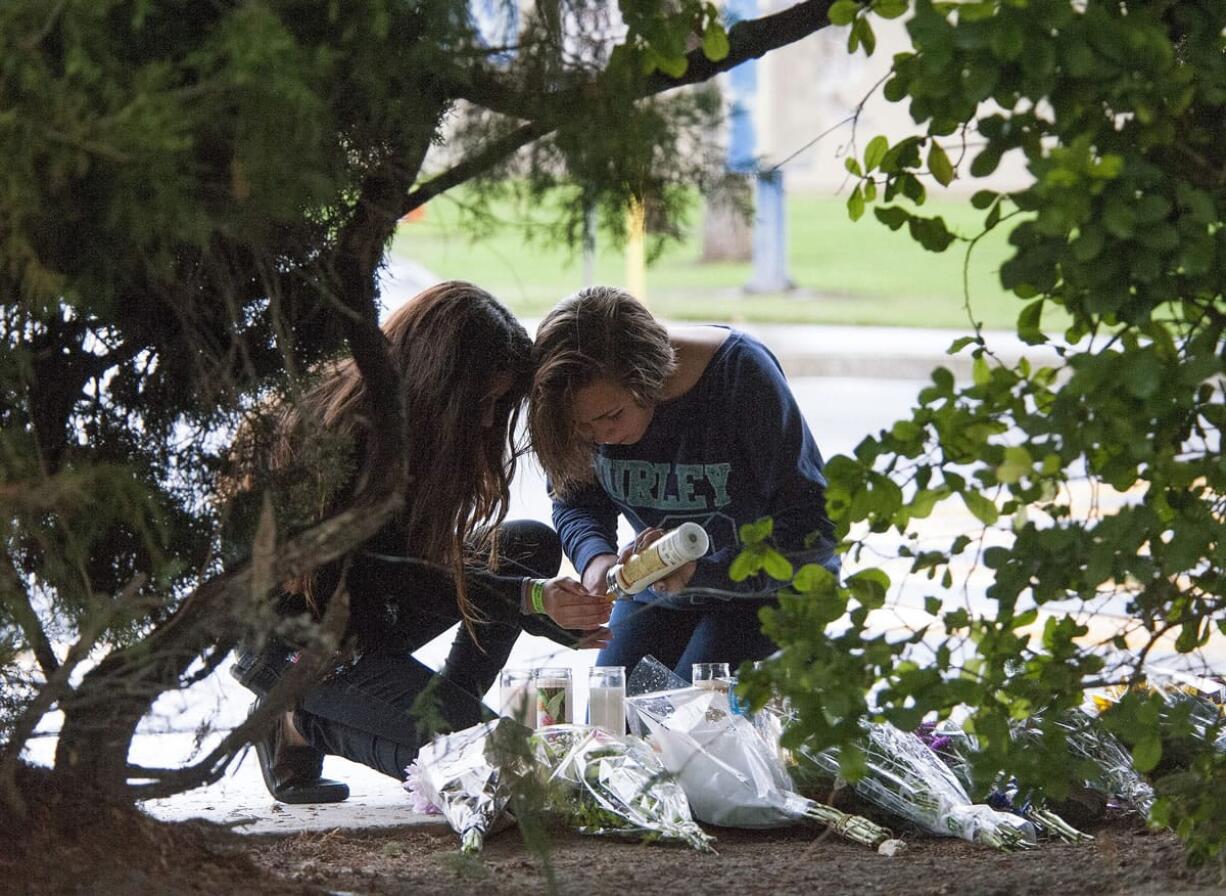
[651,560,697,595]
[581,553,618,596]
[624,528,696,595]
[541,576,612,638]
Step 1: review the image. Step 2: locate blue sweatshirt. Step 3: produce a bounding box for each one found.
[552,328,838,605]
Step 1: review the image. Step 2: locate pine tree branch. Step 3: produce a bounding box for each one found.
[0,551,58,678]
[412,0,835,212]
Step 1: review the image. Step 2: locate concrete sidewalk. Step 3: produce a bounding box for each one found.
[735,320,1048,380]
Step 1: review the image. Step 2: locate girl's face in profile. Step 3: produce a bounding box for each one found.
[570,378,654,446]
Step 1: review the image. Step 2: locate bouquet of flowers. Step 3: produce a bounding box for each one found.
[761,710,1037,851]
[528,724,714,852]
[406,718,527,853]
[1017,709,1155,816]
[915,721,1093,843]
[628,686,903,853]
[1090,665,1226,762]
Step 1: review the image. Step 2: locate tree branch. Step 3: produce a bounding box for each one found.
[413,0,835,212]
[51,489,401,796]
[0,551,58,678]
[0,573,148,818]
[128,565,353,800]
[405,122,549,211]
[645,0,836,93]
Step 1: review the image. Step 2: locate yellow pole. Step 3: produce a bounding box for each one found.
[626,198,646,303]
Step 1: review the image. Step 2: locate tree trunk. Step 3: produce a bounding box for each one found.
[52,492,400,797]
[701,192,753,263]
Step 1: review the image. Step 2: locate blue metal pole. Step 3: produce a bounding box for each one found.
[726,0,757,176]
[748,168,793,292]
[725,0,792,293]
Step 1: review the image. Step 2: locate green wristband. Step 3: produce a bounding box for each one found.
[530,579,547,615]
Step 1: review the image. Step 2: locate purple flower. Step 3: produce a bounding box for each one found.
[402,759,442,815]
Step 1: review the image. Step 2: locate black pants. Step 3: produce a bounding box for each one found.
[238,520,562,780]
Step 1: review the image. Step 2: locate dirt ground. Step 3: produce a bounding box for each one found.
[7,792,1226,896]
[247,820,1226,896]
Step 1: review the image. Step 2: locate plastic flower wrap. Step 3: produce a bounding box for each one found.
[1089,664,1226,757]
[406,718,527,853]
[1017,709,1155,817]
[915,721,1093,843]
[529,724,714,853]
[627,685,903,853]
[753,704,1036,852]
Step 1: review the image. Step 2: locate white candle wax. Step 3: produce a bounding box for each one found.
[500,684,534,725]
[588,686,626,734]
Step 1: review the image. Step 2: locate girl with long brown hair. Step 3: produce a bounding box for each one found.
[228,281,609,802]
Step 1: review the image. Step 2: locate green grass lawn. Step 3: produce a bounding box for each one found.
[392,191,1039,330]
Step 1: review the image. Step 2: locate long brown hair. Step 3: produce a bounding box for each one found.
[259,281,532,632]
[529,286,675,497]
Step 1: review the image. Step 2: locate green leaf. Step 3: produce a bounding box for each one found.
[857,16,876,54]
[740,517,774,543]
[882,75,907,103]
[995,445,1032,484]
[1123,357,1163,399]
[793,563,835,593]
[874,205,909,230]
[961,490,999,525]
[984,200,1002,230]
[908,215,954,252]
[847,185,866,221]
[970,146,1002,177]
[1131,735,1162,774]
[762,549,794,582]
[728,550,757,582]
[989,20,1025,61]
[655,52,689,79]
[871,0,908,18]
[1103,200,1136,239]
[1072,225,1104,262]
[971,190,998,210]
[864,135,889,172]
[972,354,991,386]
[1017,300,1047,346]
[927,141,954,187]
[910,487,946,519]
[701,23,730,62]
[828,0,861,26]
[847,568,889,608]
[848,15,876,54]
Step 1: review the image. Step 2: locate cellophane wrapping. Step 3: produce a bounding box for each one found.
[529,724,714,852]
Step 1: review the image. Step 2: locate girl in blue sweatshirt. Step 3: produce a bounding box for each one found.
[530,286,839,680]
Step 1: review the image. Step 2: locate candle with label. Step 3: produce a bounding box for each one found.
[534,667,573,727]
[607,522,710,596]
